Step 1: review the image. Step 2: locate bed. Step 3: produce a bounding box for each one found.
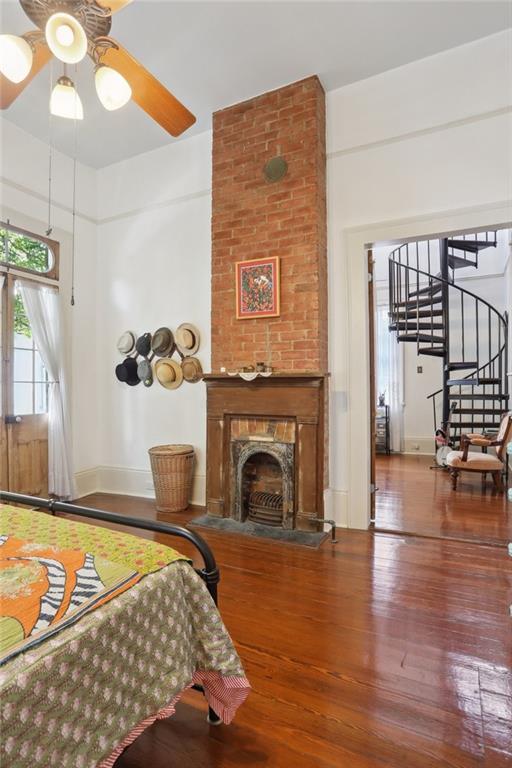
[0,492,250,768]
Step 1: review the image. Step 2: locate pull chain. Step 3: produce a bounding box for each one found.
[71,64,79,307]
[46,58,54,237]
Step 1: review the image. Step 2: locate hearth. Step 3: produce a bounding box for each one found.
[204,373,327,532]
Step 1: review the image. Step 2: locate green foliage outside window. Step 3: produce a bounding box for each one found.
[1,228,51,338]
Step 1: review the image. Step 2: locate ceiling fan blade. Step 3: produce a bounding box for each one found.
[95,38,196,137]
[0,36,52,110]
[95,0,134,13]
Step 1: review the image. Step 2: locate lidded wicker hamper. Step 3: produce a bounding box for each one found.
[148,444,195,513]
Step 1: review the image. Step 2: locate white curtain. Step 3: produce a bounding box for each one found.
[19,281,76,499]
[376,303,405,453]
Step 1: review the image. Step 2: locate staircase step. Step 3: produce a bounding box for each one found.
[395,296,443,309]
[446,377,501,387]
[447,238,497,254]
[389,322,444,331]
[394,309,444,319]
[449,393,508,401]
[397,334,445,344]
[451,422,501,430]
[419,348,445,357]
[408,283,442,299]
[454,408,505,415]
[447,361,478,371]
[447,254,477,270]
[447,379,479,387]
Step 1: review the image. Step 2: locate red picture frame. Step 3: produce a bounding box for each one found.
[235,257,280,320]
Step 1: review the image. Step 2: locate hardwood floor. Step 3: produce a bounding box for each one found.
[375,454,511,546]
[73,493,512,768]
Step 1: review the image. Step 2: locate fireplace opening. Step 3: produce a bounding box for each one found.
[242,452,284,527]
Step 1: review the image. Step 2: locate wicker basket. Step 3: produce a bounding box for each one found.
[148,444,195,513]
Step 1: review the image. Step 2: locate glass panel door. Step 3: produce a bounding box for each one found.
[3,274,49,495]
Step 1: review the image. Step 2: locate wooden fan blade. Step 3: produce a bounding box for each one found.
[0,36,52,110]
[96,38,196,137]
[95,0,134,14]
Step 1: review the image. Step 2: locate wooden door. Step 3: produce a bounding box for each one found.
[2,274,48,496]
[368,250,376,523]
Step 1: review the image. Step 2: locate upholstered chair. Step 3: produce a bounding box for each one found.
[446,411,512,492]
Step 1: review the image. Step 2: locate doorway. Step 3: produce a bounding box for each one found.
[368,226,511,545]
[0,224,59,496]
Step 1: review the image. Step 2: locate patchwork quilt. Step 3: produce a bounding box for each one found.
[0,505,250,768]
[0,505,185,665]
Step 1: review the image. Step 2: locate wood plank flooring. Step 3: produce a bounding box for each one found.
[73,493,512,768]
[375,454,511,546]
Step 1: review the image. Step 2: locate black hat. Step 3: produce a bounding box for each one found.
[136,333,152,358]
[115,357,140,386]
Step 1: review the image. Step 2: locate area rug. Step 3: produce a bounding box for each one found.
[189,515,328,548]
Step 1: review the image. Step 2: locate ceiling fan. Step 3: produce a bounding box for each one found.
[0,0,196,136]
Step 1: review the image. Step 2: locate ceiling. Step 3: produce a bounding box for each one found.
[1,1,510,168]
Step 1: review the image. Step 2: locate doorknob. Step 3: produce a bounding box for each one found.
[5,415,22,424]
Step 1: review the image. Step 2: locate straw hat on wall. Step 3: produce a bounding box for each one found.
[155,358,183,390]
[181,356,203,383]
[175,323,200,356]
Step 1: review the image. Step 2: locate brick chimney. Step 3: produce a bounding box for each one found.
[211,76,327,373]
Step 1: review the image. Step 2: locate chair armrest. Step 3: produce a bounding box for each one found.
[460,433,502,461]
[466,436,493,447]
[460,434,471,461]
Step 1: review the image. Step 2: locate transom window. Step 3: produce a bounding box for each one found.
[0,227,54,275]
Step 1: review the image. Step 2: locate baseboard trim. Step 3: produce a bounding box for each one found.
[324,488,348,528]
[74,465,206,506]
[402,437,435,456]
[74,468,99,498]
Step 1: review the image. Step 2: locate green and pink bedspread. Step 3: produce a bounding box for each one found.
[0,505,250,767]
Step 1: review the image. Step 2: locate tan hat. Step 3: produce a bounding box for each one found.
[181,356,203,383]
[155,358,183,390]
[117,331,136,355]
[175,323,200,355]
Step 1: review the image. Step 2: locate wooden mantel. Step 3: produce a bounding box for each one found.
[204,373,328,379]
[204,373,328,530]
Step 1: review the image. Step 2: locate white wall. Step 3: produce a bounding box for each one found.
[95,132,212,503]
[0,118,99,487]
[327,29,512,526]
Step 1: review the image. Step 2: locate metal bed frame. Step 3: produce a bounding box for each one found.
[0,491,223,725]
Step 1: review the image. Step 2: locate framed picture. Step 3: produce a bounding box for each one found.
[235,257,280,320]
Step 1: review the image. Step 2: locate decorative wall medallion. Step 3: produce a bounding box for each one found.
[263,156,288,183]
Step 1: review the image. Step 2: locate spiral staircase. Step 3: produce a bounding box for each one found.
[388,232,509,447]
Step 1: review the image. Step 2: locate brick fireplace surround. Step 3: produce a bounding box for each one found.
[208,76,328,528]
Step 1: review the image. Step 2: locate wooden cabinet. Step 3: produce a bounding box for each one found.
[375,405,390,455]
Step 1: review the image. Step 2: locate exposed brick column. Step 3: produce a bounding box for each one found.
[211,76,327,373]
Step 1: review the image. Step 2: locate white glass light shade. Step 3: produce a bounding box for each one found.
[50,76,84,120]
[95,66,132,111]
[0,35,33,83]
[45,12,87,64]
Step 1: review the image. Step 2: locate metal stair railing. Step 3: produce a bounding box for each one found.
[388,236,508,447]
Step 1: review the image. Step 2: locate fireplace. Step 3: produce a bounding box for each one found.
[232,421,295,528]
[204,374,327,532]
